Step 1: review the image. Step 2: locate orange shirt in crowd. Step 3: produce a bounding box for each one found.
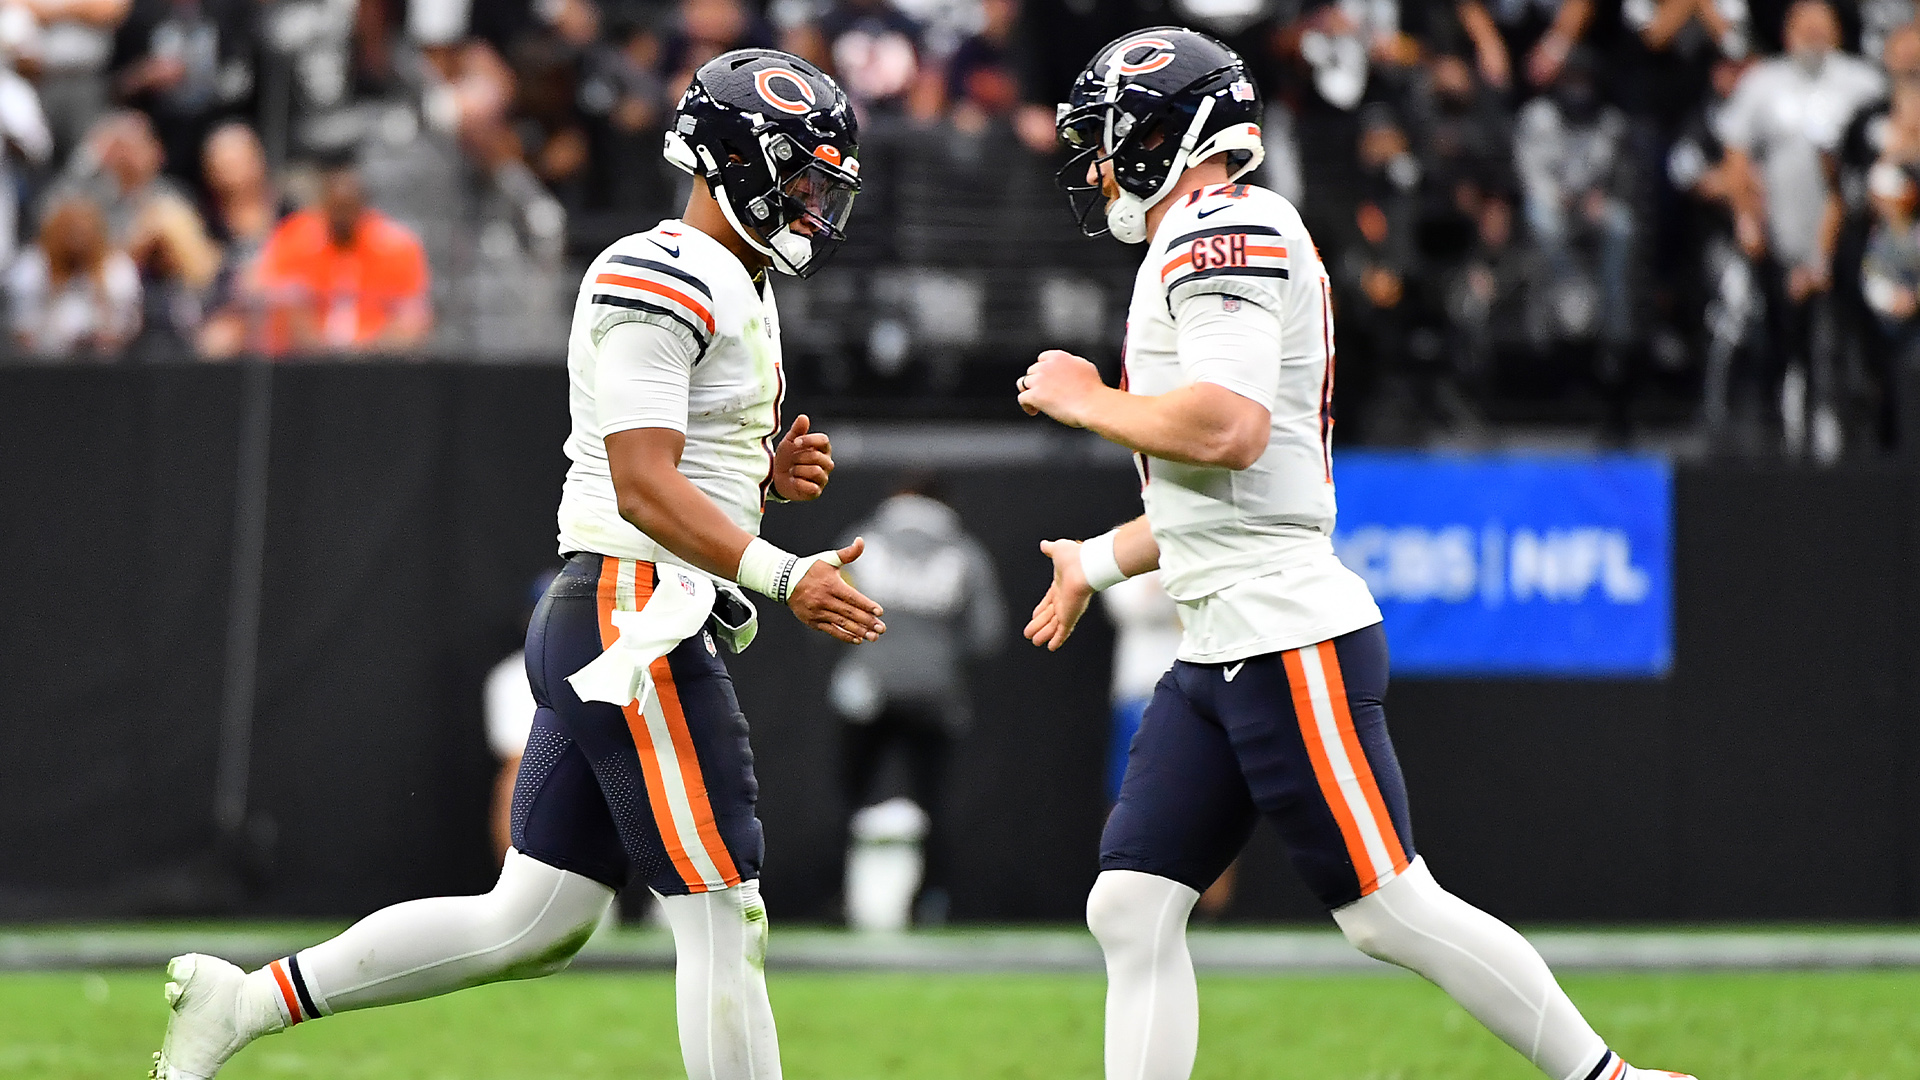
[252,209,430,355]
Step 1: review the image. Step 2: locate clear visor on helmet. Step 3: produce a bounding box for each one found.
[761,153,860,277]
[781,162,858,237]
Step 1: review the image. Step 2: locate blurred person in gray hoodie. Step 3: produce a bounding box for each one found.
[830,476,1005,926]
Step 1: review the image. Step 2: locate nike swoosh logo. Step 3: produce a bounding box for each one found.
[1196,206,1230,219]
[648,237,680,257]
[1224,662,1245,682]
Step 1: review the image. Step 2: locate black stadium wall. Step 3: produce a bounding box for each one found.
[1,364,1916,923]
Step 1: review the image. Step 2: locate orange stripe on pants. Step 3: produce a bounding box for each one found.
[1281,647,1374,886]
[1313,640,1409,888]
[648,654,741,889]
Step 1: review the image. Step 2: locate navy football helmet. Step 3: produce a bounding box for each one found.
[664,50,861,277]
[1055,28,1265,243]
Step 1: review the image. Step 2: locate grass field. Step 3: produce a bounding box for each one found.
[5,968,1917,1080]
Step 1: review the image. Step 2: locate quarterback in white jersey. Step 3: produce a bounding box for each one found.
[1020,29,1694,1080]
[153,51,881,1080]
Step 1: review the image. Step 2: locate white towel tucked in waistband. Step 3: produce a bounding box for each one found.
[567,564,715,708]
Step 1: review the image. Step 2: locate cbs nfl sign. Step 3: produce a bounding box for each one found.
[1331,453,1672,677]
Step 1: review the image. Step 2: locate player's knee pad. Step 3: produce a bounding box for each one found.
[1086,870,1199,960]
[485,849,616,977]
[1330,856,1449,962]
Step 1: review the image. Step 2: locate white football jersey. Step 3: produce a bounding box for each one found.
[1123,183,1380,663]
[556,221,784,565]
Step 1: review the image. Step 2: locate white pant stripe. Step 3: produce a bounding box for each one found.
[640,690,727,888]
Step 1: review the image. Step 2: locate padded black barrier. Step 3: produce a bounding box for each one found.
[1,363,1915,921]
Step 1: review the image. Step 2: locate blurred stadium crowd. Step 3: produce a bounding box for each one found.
[5,0,1920,455]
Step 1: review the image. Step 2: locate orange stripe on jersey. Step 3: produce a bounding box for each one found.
[1160,251,1194,280]
[648,652,742,890]
[1246,245,1288,258]
[268,960,304,1025]
[594,273,716,333]
[1282,648,1374,885]
[1315,640,1409,885]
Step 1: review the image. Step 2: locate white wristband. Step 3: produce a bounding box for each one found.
[1078,530,1130,592]
[736,538,802,603]
[736,537,845,604]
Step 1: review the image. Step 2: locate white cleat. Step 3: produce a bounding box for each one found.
[151,954,263,1080]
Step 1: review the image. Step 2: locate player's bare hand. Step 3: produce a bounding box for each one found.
[772,414,833,501]
[1024,538,1094,651]
[1017,350,1106,426]
[788,538,886,644]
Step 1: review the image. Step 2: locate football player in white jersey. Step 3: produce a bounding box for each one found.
[152,51,883,1080]
[1018,29,1695,1080]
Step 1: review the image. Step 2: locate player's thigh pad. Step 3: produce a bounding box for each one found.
[523,554,765,897]
[1214,622,1416,907]
[1099,668,1260,893]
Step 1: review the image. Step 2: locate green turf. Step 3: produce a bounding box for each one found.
[5,968,1916,1079]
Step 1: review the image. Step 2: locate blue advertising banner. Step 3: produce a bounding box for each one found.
[1330,452,1672,676]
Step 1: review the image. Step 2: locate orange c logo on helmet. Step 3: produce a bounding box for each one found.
[754,67,816,114]
[1115,37,1177,76]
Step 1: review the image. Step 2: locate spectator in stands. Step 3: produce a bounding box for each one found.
[194,122,285,358]
[1449,192,1537,380]
[578,10,674,214]
[497,0,597,208]
[944,0,1017,133]
[199,122,281,264]
[1834,25,1920,452]
[810,0,935,118]
[0,55,54,272]
[249,154,431,356]
[1863,160,1920,370]
[667,0,775,102]
[1276,0,1425,246]
[1453,0,1594,91]
[7,194,140,359]
[17,0,131,159]
[1669,55,1760,444]
[1514,48,1635,369]
[1718,0,1884,459]
[50,109,187,244]
[123,190,216,359]
[1410,49,1514,265]
[1334,105,1429,440]
[109,0,257,191]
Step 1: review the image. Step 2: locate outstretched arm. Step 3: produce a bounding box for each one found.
[1025,516,1159,651]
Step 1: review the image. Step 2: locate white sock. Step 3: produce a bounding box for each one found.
[658,880,782,1080]
[1332,858,1610,1080]
[1086,870,1201,1080]
[287,849,614,1015]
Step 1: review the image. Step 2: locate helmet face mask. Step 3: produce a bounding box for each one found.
[665,51,861,277]
[1054,28,1267,244]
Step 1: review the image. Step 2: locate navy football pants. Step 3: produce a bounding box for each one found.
[512,553,764,895]
[1101,622,1416,908]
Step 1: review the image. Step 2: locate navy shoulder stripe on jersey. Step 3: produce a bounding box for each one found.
[1165,223,1283,249]
[606,253,712,298]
